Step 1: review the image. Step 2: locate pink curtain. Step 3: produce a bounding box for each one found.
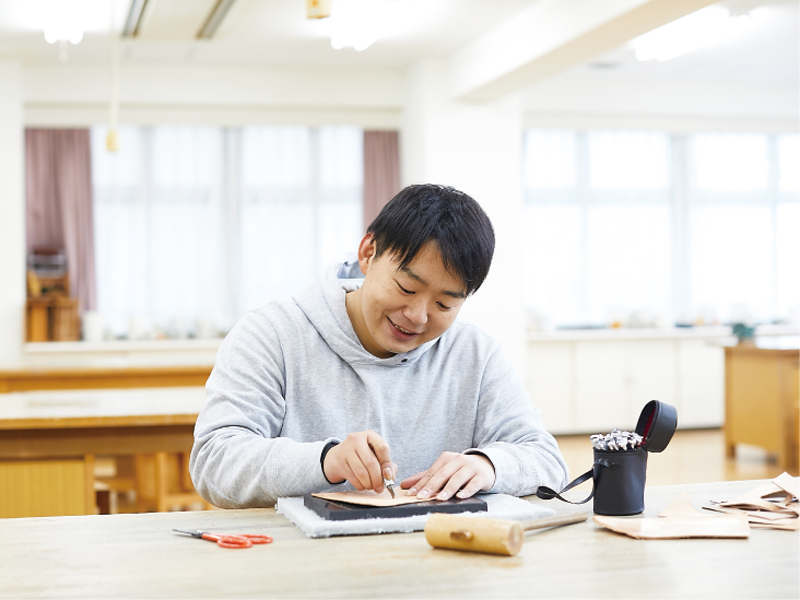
[25,129,96,312]
[363,130,400,229]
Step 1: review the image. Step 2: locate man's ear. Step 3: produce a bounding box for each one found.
[357,234,377,275]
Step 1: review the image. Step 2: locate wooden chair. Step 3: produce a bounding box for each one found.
[94,455,138,514]
[134,452,213,512]
[95,453,212,514]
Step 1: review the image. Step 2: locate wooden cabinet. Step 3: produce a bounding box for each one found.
[725,344,799,474]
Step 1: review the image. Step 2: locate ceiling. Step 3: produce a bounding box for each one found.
[0,0,535,67]
[0,0,796,89]
[582,0,798,83]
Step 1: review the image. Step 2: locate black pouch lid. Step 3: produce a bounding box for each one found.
[635,400,677,453]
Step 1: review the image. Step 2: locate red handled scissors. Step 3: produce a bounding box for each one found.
[173,529,273,549]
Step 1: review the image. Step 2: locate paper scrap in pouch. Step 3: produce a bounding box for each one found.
[312,489,433,507]
[593,514,750,540]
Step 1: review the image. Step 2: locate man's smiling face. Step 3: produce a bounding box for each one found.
[346,236,467,358]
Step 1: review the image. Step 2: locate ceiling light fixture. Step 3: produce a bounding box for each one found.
[329,0,381,51]
[197,0,239,40]
[43,2,85,45]
[122,0,152,38]
[326,0,412,52]
[307,0,331,20]
[631,6,753,62]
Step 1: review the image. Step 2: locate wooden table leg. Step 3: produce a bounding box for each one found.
[84,455,96,514]
[155,452,170,512]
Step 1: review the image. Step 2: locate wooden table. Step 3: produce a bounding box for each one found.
[0,365,213,393]
[0,479,796,599]
[725,340,800,474]
[0,387,207,517]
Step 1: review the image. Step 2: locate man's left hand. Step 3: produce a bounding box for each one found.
[399,452,495,501]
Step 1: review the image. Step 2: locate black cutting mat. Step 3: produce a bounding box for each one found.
[303,493,487,521]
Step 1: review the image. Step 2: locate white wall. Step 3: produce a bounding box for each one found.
[522,69,799,131]
[0,61,25,365]
[403,59,526,374]
[23,64,404,128]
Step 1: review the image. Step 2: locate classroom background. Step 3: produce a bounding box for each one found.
[0,0,797,518]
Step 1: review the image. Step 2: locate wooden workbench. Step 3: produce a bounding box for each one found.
[0,479,796,599]
[0,387,207,517]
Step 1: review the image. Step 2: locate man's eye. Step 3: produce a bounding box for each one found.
[437,302,453,310]
[397,283,414,294]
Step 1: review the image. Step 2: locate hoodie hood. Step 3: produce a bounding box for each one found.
[293,259,438,367]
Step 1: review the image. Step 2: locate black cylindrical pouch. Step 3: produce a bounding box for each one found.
[537,400,677,516]
[592,447,647,515]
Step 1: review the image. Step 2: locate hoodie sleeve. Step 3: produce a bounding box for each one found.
[189,309,339,508]
[464,345,569,496]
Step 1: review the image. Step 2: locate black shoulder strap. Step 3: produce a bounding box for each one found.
[536,468,595,504]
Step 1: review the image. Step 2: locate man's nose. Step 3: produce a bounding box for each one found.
[404,297,428,326]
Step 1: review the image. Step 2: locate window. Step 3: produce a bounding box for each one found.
[523,130,799,328]
[91,125,363,337]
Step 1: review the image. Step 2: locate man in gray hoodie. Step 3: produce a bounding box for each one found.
[190,184,568,508]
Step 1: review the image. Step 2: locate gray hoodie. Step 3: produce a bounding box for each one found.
[190,261,568,507]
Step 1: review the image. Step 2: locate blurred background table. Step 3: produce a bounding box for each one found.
[725,337,800,475]
[0,364,212,393]
[0,387,208,518]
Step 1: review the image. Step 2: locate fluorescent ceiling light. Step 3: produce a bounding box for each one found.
[122,0,149,37]
[197,0,239,40]
[44,25,83,45]
[631,6,753,62]
[43,0,89,44]
[329,0,411,52]
[38,0,125,44]
[5,0,123,35]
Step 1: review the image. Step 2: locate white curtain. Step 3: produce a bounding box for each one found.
[687,133,799,323]
[523,130,672,327]
[522,129,800,328]
[238,125,363,314]
[91,125,363,338]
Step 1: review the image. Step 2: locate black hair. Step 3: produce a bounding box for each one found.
[366,184,495,296]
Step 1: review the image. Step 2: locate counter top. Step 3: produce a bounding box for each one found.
[528,324,799,342]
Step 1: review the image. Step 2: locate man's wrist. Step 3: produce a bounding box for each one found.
[464,450,497,490]
[464,450,494,469]
[320,441,344,484]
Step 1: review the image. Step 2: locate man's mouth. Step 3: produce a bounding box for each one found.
[388,318,420,338]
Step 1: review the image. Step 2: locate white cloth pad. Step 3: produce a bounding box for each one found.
[276,493,555,538]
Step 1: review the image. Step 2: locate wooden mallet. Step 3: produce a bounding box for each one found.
[425,512,588,556]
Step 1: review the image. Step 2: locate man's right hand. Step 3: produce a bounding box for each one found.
[323,430,397,494]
